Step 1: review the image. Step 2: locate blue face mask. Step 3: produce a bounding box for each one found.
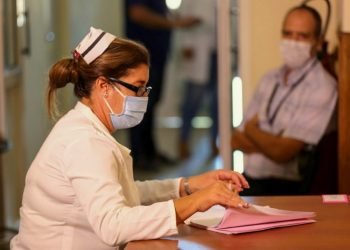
[103,86,148,130]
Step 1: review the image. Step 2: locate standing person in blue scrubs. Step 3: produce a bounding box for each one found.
[124,0,200,170]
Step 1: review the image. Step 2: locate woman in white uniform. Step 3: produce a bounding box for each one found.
[11,27,249,250]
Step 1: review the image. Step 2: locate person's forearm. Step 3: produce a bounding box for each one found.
[173,196,198,224]
[175,178,200,224]
[245,125,304,163]
[129,5,173,29]
[232,130,260,153]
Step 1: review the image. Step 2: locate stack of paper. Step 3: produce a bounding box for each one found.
[188,205,316,234]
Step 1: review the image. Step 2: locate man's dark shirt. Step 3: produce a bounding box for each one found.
[125,0,171,63]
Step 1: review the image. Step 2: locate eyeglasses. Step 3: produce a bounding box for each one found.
[107,77,152,97]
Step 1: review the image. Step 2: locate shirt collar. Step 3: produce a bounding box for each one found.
[74,101,132,155]
[75,101,111,136]
[276,57,318,86]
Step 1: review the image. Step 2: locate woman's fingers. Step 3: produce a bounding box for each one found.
[230,191,250,208]
[230,172,250,189]
[218,182,249,209]
[188,170,249,195]
[192,178,250,213]
[217,170,250,189]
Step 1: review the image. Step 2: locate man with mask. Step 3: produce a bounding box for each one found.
[231,5,337,195]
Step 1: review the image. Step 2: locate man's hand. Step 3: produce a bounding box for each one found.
[231,130,259,153]
[181,47,195,60]
[241,114,305,163]
[245,114,259,135]
[173,16,201,28]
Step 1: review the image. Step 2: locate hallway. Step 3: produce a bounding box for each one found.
[115,126,221,182]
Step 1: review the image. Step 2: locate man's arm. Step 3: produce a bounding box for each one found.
[231,130,260,154]
[244,115,305,163]
[128,4,200,29]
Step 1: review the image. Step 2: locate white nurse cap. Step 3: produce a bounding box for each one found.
[73,27,116,64]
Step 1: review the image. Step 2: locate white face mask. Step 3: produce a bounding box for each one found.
[280,39,311,69]
[104,86,148,130]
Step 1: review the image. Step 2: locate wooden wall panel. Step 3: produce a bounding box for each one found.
[338,32,350,193]
[0,0,5,228]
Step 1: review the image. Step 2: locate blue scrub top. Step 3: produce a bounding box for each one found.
[125,0,171,63]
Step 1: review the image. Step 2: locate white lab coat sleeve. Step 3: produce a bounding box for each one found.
[135,178,181,205]
[63,137,178,247]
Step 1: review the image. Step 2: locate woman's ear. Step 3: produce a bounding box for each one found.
[95,77,110,96]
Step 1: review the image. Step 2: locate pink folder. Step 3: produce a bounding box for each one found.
[189,205,316,234]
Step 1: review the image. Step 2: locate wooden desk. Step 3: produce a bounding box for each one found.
[126,196,350,250]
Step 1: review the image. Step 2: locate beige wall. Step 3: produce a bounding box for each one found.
[342,0,350,32]
[239,0,340,109]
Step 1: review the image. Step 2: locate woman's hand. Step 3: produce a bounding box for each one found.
[192,181,248,212]
[180,169,249,196]
[174,180,249,224]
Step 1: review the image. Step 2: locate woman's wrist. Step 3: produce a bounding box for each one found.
[180,177,192,197]
[173,195,198,224]
[183,177,192,195]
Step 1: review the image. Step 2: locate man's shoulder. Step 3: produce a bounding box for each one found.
[307,62,337,87]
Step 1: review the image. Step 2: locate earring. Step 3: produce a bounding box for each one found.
[104,92,108,98]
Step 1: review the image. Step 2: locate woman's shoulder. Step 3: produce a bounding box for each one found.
[52,110,113,150]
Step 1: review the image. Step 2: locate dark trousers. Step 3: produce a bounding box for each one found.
[129,59,166,164]
[241,174,303,196]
